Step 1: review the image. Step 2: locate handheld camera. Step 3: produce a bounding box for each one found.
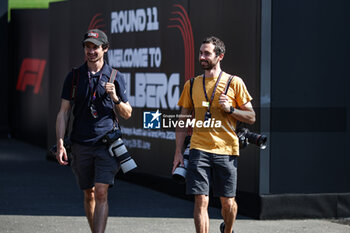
[172,136,191,184]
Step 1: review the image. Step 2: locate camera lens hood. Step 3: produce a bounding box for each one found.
[172,166,187,184]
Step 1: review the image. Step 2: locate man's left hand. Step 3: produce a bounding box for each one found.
[105,82,118,102]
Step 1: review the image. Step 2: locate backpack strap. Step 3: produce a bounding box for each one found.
[70,68,79,100]
[190,77,195,108]
[109,68,118,83]
[187,77,195,136]
[65,68,79,139]
[109,68,120,129]
[223,75,234,95]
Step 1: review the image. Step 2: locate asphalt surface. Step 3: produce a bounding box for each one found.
[0,139,349,233]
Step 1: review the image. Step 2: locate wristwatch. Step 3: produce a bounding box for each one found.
[227,106,235,114]
[114,98,122,105]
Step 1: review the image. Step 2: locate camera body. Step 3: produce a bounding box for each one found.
[236,127,267,149]
[102,128,137,173]
[172,136,191,184]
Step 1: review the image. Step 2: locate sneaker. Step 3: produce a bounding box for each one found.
[220,222,225,233]
[220,222,234,233]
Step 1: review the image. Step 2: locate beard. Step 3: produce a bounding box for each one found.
[199,58,218,70]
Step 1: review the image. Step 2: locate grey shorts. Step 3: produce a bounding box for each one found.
[70,143,120,190]
[186,149,237,197]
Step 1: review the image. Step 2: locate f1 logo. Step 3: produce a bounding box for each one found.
[16,58,46,94]
[143,110,162,129]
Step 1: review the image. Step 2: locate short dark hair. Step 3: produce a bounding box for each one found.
[102,43,109,50]
[202,36,225,56]
[82,42,109,51]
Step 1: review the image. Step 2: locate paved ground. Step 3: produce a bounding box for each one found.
[0,139,349,233]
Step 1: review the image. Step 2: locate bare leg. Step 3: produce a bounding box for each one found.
[93,183,109,233]
[220,197,237,233]
[84,187,95,232]
[194,194,209,233]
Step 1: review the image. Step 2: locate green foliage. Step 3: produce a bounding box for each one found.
[8,0,65,21]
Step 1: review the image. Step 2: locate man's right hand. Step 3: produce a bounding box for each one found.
[172,151,184,174]
[56,143,69,166]
[56,99,71,166]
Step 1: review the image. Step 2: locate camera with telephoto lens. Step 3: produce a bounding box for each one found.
[102,128,137,173]
[236,128,267,149]
[172,136,191,184]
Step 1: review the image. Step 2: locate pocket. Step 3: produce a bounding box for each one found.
[229,155,238,168]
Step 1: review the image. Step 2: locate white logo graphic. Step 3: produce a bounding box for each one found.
[143,109,162,129]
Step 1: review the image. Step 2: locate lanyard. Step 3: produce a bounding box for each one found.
[88,71,102,103]
[202,70,223,111]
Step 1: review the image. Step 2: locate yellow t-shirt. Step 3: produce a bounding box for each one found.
[177,72,253,156]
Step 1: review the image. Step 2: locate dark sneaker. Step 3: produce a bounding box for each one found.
[220,222,234,233]
[220,222,225,233]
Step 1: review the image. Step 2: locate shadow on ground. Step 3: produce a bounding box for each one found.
[0,139,222,219]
